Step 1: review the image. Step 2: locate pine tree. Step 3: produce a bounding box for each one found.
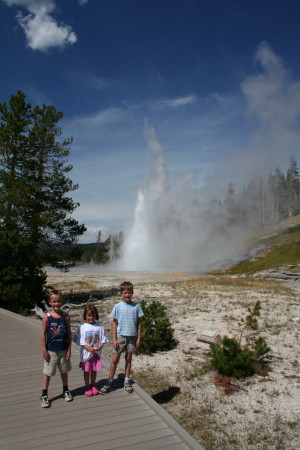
[286,155,300,217]
[93,230,109,264]
[0,91,86,312]
[138,299,176,354]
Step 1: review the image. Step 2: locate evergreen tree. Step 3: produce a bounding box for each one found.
[0,91,86,312]
[285,155,300,217]
[138,299,176,354]
[93,230,109,264]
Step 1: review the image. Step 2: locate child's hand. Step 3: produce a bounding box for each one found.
[113,339,119,350]
[66,348,71,360]
[136,337,141,349]
[95,343,104,351]
[43,350,50,362]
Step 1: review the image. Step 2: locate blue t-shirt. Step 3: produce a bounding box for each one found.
[110,301,144,336]
[46,312,68,351]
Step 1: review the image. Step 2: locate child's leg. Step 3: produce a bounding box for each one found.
[91,370,97,387]
[124,352,133,379]
[61,372,73,401]
[91,371,99,395]
[109,353,121,380]
[83,371,90,389]
[60,371,68,388]
[42,374,51,390]
[100,354,121,394]
[123,352,134,393]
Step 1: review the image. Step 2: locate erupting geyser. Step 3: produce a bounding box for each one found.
[118,121,250,272]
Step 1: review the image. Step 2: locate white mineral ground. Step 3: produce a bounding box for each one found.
[45,267,300,449]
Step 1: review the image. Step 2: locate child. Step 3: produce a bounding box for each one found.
[78,304,108,396]
[100,281,144,394]
[40,290,72,408]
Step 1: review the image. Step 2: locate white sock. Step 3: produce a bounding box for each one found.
[125,377,130,383]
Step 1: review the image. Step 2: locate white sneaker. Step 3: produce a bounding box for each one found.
[64,390,73,402]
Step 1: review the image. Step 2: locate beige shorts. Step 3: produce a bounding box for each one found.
[113,335,137,354]
[43,350,71,376]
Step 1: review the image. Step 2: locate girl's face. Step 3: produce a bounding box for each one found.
[86,311,97,324]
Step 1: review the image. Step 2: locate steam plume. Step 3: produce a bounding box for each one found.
[118,42,300,272]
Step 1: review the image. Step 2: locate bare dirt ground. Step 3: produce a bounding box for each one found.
[46,270,300,450]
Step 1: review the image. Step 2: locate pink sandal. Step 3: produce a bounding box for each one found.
[85,389,93,397]
[92,387,99,395]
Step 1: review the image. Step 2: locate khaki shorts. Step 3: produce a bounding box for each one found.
[113,335,137,354]
[43,350,71,376]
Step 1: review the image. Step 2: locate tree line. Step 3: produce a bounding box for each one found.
[223,155,300,228]
[77,231,123,264]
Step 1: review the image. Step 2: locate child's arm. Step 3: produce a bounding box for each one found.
[112,319,119,350]
[81,344,96,353]
[41,315,50,362]
[136,317,142,349]
[94,325,108,351]
[65,314,72,360]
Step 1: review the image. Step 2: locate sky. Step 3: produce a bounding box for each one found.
[1,0,300,245]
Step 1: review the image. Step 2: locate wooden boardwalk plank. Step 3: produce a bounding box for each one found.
[0,308,204,450]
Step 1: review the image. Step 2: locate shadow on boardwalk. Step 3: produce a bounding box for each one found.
[0,308,204,450]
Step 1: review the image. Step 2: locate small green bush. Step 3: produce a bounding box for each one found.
[210,336,254,378]
[210,335,271,379]
[139,299,177,354]
[210,300,271,378]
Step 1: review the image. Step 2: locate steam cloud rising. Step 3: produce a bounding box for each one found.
[119,122,253,271]
[118,42,300,272]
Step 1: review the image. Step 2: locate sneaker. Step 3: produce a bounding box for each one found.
[124,382,133,394]
[92,386,99,395]
[64,390,73,402]
[99,383,112,395]
[41,395,50,408]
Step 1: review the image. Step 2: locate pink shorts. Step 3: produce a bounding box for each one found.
[79,353,103,372]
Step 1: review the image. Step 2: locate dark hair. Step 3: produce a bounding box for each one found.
[48,290,62,300]
[83,304,99,321]
[120,281,134,292]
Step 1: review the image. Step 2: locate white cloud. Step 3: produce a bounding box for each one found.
[77,0,89,5]
[152,94,197,110]
[73,107,127,128]
[63,67,115,91]
[2,0,77,51]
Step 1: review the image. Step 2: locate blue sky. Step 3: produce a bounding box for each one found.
[1,0,300,243]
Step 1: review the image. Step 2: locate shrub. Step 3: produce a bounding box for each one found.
[210,301,271,379]
[139,299,177,354]
[210,336,255,378]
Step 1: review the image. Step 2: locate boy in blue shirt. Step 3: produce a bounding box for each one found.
[100,281,144,394]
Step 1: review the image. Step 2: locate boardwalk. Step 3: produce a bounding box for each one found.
[0,308,204,450]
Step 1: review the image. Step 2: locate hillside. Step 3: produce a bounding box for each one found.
[223,215,300,277]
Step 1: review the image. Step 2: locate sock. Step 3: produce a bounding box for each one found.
[42,389,47,397]
[125,377,130,383]
[108,379,113,384]
[63,385,69,392]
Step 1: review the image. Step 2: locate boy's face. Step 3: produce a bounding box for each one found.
[49,295,63,312]
[121,289,133,303]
